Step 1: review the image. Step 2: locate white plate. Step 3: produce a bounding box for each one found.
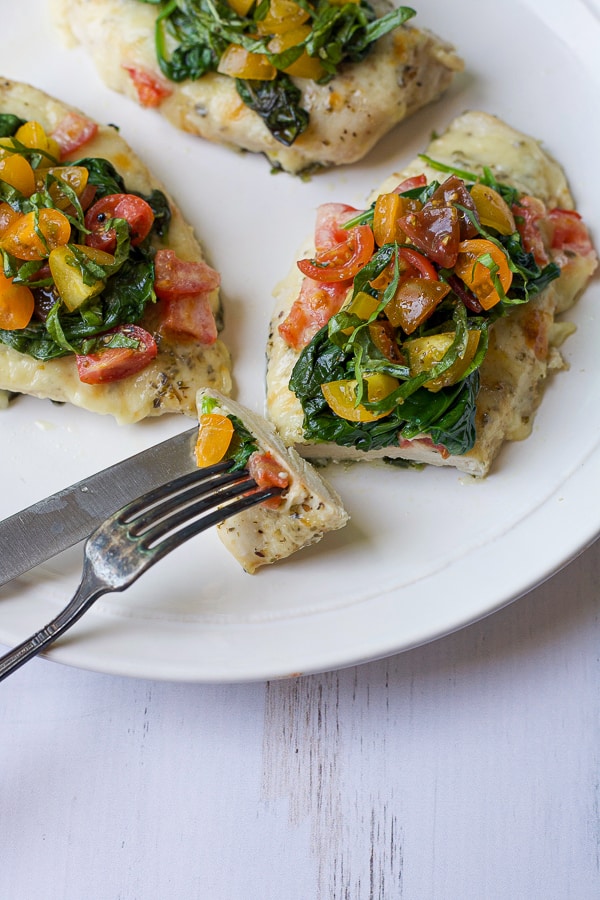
[0,0,599,682]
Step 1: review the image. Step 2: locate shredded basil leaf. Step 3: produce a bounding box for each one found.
[236,76,309,147]
[0,114,26,137]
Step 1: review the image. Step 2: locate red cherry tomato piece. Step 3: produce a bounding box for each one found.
[50,112,98,158]
[397,247,439,280]
[393,174,427,194]
[313,203,361,251]
[84,194,155,253]
[248,452,289,509]
[75,324,157,384]
[297,225,375,283]
[278,279,349,350]
[547,208,595,255]
[122,65,173,108]
[512,196,549,266]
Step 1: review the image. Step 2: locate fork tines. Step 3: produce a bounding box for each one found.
[116,461,279,556]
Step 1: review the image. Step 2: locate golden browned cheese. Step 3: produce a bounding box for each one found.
[196,389,348,572]
[0,78,231,423]
[51,0,463,174]
[265,111,598,476]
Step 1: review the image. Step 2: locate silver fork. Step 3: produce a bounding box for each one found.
[0,461,280,682]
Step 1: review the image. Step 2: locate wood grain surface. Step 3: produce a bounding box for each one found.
[1,536,598,900]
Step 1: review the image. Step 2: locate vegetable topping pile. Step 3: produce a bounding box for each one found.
[135,0,415,145]
[0,112,219,385]
[280,160,595,457]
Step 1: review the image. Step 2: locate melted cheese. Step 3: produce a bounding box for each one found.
[266,111,597,476]
[52,0,463,174]
[0,78,231,424]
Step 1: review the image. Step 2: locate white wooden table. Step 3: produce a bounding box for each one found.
[1,535,598,900]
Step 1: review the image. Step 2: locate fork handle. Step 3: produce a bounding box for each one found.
[0,576,107,683]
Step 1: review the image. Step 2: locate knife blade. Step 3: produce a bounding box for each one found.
[0,426,199,587]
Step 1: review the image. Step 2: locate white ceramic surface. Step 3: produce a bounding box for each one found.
[0,0,598,681]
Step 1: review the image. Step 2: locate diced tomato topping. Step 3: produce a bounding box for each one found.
[122,65,173,108]
[547,208,595,256]
[297,225,375,283]
[393,174,427,194]
[84,194,155,252]
[75,324,157,384]
[157,293,218,345]
[313,203,361,251]
[397,246,441,280]
[153,250,219,345]
[278,279,350,350]
[399,437,450,459]
[429,176,479,239]
[50,112,98,158]
[279,204,361,349]
[153,249,220,300]
[512,195,549,266]
[397,175,479,267]
[248,452,289,508]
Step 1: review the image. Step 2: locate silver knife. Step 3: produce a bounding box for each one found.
[0,426,198,587]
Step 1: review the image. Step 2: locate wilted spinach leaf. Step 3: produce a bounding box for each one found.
[236,76,309,146]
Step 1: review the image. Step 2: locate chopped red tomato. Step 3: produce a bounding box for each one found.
[248,452,289,508]
[399,437,450,459]
[430,176,479,239]
[74,183,97,214]
[397,247,438,280]
[399,205,459,267]
[157,293,218,345]
[512,195,549,265]
[393,174,427,194]
[76,324,157,384]
[547,208,595,256]
[153,249,220,299]
[84,194,155,253]
[385,277,450,334]
[280,204,364,349]
[313,203,361,250]
[278,279,349,350]
[50,112,98,158]
[122,65,173,108]
[152,250,220,345]
[297,225,375,283]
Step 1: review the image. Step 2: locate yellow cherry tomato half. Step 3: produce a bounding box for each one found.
[257,0,310,35]
[49,244,114,312]
[470,183,516,236]
[195,414,235,467]
[0,270,34,329]
[217,45,277,80]
[373,192,401,247]
[0,154,36,196]
[0,208,71,260]
[226,0,255,14]
[15,120,50,149]
[453,238,512,310]
[0,201,20,237]
[405,330,481,392]
[322,372,399,422]
[268,26,325,79]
